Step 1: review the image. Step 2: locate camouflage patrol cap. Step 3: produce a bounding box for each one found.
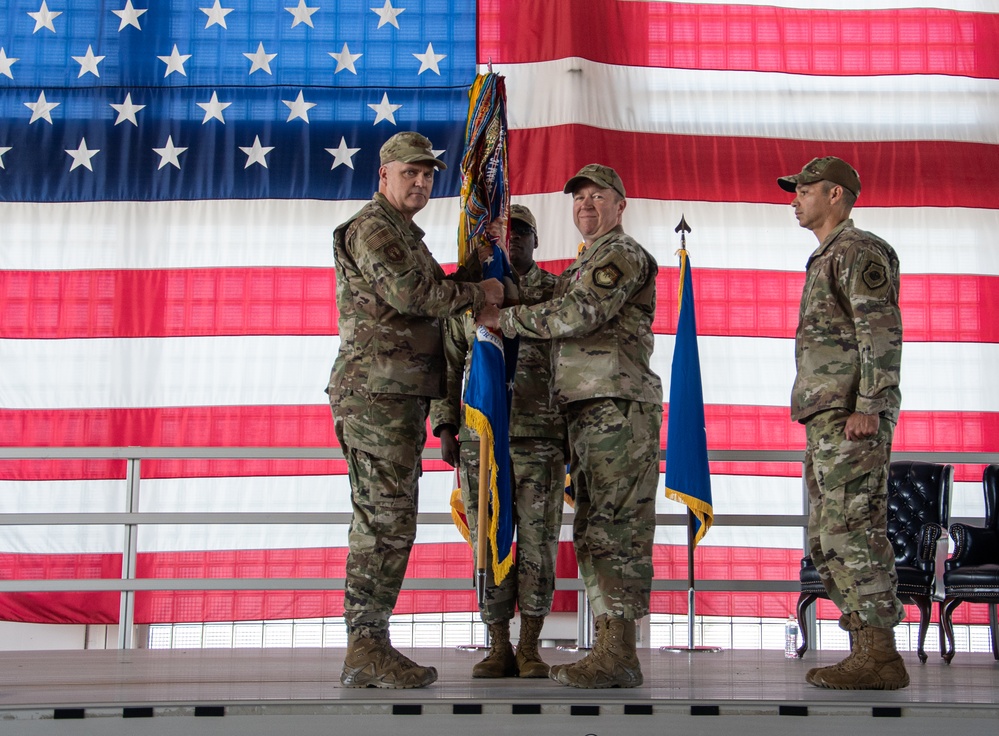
[778,156,861,196]
[510,204,537,230]
[379,131,447,170]
[563,164,626,198]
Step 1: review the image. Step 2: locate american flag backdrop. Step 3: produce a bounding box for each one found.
[2,0,998,628]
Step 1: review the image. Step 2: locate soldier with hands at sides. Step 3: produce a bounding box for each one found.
[778,156,907,690]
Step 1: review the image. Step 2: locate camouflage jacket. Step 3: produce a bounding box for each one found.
[497,225,662,407]
[792,218,902,424]
[327,193,486,400]
[431,264,566,441]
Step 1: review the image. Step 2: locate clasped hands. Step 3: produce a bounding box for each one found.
[475,302,501,329]
[473,219,509,326]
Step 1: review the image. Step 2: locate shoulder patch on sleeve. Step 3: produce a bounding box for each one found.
[593,263,623,289]
[382,242,406,264]
[366,222,399,251]
[356,219,410,266]
[862,260,888,291]
[853,248,894,299]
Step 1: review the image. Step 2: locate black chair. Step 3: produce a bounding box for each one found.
[796,460,954,662]
[940,464,999,663]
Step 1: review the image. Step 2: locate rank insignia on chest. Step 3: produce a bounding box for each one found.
[593,263,623,288]
[384,244,406,264]
[862,261,888,291]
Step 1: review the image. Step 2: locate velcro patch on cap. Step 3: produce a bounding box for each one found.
[593,263,623,289]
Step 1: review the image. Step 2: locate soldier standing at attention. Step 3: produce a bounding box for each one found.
[778,156,907,690]
[328,131,503,689]
[432,204,567,679]
[477,165,662,689]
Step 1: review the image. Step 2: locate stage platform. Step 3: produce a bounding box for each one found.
[1,646,997,735]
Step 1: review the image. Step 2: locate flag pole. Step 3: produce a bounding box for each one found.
[661,215,721,654]
[476,437,489,607]
[685,508,697,649]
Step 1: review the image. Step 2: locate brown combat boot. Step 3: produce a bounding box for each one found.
[340,628,438,689]
[806,613,859,686]
[472,620,518,678]
[811,619,909,690]
[549,614,606,682]
[552,616,643,689]
[515,615,550,678]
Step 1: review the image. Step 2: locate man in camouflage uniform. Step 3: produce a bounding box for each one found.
[478,166,662,689]
[328,131,503,689]
[778,156,907,690]
[432,204,567,679]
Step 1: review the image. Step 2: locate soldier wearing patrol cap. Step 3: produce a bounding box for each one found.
[478,165,663,689]
[431,203,567,679]
[327,131,504,689]
[779,156,908,690]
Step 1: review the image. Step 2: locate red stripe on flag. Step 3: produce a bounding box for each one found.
[2,406,994,480]
[2,544,991,624]
[0,268,337,339]
[510,126,999,209]
[657,269,999,343]
[5,267,997,343]
[479,0,999,79]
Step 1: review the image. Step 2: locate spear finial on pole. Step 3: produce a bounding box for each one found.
[675,215,691,252]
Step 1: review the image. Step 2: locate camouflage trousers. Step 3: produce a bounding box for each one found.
[567,397,662,620]
[460,437,565,623]
[332,392,430,634]
[804,409,905,629]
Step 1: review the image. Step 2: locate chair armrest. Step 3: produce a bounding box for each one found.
[948,523,999,568]
[915,523,944,565]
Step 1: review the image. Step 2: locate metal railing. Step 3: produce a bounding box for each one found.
[1,447,994,649]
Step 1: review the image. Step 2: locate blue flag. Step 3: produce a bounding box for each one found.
[462,244,516,583]
[664,249,713,545]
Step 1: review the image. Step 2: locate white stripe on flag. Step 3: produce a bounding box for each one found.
[500,60,999,144]
[2,472,986,555]
[4,334,998,412]
[4,199,998,277]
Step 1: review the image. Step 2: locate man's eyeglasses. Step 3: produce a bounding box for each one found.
[511,221,534,236]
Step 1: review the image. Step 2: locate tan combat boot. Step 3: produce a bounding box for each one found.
[340,628,438,689]
[811,620,909,690]
[515,615,550,678]
[806,613,859,686]
[552,616,643,689]
[549,614,606,682]
[472,620,518,678]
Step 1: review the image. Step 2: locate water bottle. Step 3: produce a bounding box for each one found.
[784,616,799,659]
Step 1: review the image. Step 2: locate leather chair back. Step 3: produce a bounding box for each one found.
[887,460,952,568]
[939,464,999,662]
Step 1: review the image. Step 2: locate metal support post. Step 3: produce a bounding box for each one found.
[117,457,140,650]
